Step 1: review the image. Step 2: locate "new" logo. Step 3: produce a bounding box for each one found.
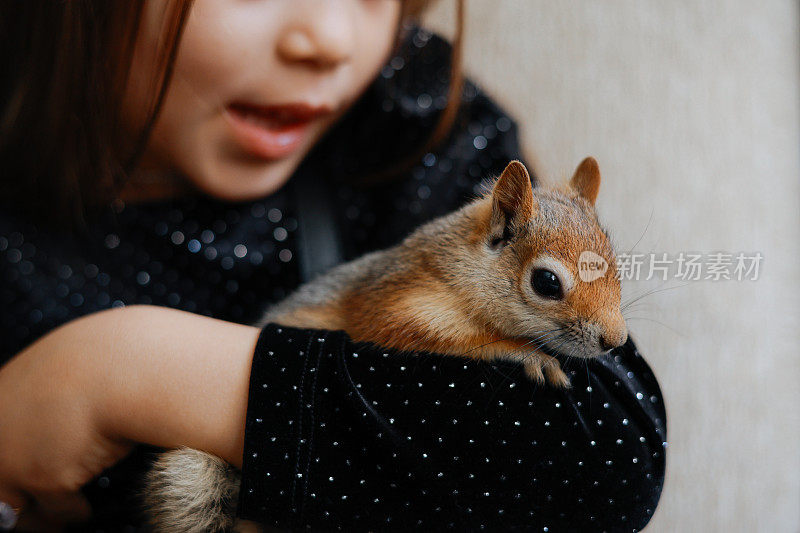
[578,251,608,282]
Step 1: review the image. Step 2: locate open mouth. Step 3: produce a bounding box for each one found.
[224,102,332,160]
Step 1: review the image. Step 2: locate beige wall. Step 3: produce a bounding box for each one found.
[425,1,800,531]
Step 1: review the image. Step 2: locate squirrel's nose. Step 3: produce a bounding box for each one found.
[600,332,627,352]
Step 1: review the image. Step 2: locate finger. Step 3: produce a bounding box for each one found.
[28,490,91,527]
[14,512,58,533]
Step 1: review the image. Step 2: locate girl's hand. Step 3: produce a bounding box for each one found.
[0,306,260,529]
[0,316,132,529]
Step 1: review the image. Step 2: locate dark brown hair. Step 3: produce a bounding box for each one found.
[0,0,463,225]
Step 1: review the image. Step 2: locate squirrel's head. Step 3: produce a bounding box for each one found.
[465,158,628,359]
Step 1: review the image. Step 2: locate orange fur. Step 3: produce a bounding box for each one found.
[276,305,346,331]
[271,158,626,388]
[570,156,601,205]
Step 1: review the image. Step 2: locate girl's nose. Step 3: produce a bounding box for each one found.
[276,3,355,69]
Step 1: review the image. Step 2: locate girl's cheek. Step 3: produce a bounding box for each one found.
[126,0,402,200]
[339,3,402,104]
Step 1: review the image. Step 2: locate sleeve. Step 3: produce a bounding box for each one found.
[0,216,67,366]
[237,324,666,532]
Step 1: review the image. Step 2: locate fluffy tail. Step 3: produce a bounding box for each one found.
[143,447,241,533]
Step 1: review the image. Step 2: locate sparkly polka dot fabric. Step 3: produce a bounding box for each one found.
[239,327,665,532]
[0,28,665,532]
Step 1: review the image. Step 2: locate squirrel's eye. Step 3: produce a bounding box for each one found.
[532,269,563,299]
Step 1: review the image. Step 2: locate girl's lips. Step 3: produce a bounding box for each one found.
[224,103,331,160]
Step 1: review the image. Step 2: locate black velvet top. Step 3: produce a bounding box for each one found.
[0,29,666,532]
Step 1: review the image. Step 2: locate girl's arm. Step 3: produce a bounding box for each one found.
[0,305,258,524]
[91,305,259,467]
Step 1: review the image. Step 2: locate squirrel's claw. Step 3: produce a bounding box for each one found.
[523,360,546,384]
[523,354,571,388]
[544,362,571,388]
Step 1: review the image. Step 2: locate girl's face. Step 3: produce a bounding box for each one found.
[125,0,402,201]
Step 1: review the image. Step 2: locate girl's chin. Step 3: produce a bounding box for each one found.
[189,155,301,202]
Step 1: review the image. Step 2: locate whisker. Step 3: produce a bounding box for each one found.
[460,327,565,357]
[619,301,653,313]
[508,330,567,364]
[622,282,689,311]
[512,331,563,360]
[623,316,684,337]
[625,208,654,254]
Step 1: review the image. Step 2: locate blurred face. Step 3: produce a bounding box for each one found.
[124,0,402,201]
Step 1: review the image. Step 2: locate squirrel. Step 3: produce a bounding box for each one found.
[143,158,628,532]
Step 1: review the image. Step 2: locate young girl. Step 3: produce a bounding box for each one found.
[0,1,665,531]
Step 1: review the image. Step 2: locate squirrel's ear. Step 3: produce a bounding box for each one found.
[569,157,601,205]
[490,161,535,242]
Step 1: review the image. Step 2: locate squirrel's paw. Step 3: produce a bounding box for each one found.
[523,355,571,388]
